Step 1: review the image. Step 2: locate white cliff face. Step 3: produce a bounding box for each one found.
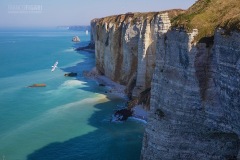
[91,13,171,98]
[91,11,240,160]
[141,28,240,159]
[133,13,171,96]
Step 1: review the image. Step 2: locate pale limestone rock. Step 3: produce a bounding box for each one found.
[91,12,240,160]
[132,13,171,96]
[91,13,171,98]
[141,28,240,160]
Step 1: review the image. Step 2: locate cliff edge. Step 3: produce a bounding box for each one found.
[90,0,240,159]
[91,10,184,108]
[141,0,240,159]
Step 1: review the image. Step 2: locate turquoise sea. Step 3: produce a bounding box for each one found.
[0,28,145,160]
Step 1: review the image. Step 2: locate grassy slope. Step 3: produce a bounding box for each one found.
[172,0,240,41]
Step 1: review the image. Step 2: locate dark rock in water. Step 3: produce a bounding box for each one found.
[28,84,46,87]
[99,83,105,86]
[112,108,133,121]
[64,72,77,77]
[75,42,95,51]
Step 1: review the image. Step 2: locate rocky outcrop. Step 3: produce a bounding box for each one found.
[72,36,80,42]
[75,42,95,51]
[141,28,240,159]
[111,108,133,122]
[64,72,77,77]
[28,84,46,87]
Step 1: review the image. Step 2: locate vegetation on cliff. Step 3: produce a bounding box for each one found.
[92,0,240,43]
[172,0,240,42]
[92,9,185,27]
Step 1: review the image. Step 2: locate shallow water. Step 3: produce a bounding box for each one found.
[0,28,145,160]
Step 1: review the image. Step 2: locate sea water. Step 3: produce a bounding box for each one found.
[0,28,145,160]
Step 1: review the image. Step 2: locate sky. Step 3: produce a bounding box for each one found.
[0,0,197,27]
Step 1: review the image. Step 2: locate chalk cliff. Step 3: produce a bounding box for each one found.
[141,0,240,159]
[141,28,240,160]
[90,0,240,159]
[91,10,183,107]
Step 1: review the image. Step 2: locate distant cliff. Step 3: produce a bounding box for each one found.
[90,0,240,159]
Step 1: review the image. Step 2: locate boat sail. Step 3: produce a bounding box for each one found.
[86,30,89,35]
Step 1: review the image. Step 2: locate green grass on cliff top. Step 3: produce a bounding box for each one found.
[92,0,240,42]
[94,9,185,26]
[172,0,240,41]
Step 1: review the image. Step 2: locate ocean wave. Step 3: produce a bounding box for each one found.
[44,80,87,96]
[63,48,75,52]
[0,40,16,44]
[0,94,108,141]
[128,117,147,124]
[60,80,87,88]
[47,94,108,115]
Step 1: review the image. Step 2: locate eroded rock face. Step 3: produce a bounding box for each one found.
[90,11,240,160]
[91,13,171,99]
[141,28,240,160]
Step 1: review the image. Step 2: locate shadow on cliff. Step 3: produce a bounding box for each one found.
[26,50,144,160]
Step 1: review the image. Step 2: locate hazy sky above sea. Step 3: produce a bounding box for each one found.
[0,0,196,27]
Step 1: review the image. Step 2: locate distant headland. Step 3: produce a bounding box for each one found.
[57,25,90,31]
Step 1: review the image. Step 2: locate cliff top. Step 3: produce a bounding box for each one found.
[91,0,240,42]
[91,9,185,25]
[172,0,240,41]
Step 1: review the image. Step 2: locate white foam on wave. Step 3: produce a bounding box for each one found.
[45,80,87,95]
[128,117,147,124]
[60,80,87,88]
[63,48,75,53]
[47,94,108,115]
[0,94,108,141]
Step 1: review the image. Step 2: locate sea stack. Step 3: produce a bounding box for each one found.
[72,36,80,42]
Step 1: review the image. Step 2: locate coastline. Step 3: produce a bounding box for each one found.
[83,67,148,123]
[75,42,95,53]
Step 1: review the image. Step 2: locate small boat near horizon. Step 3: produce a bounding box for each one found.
[86,30,88,35]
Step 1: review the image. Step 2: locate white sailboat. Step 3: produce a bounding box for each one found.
[86,30,89,35]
